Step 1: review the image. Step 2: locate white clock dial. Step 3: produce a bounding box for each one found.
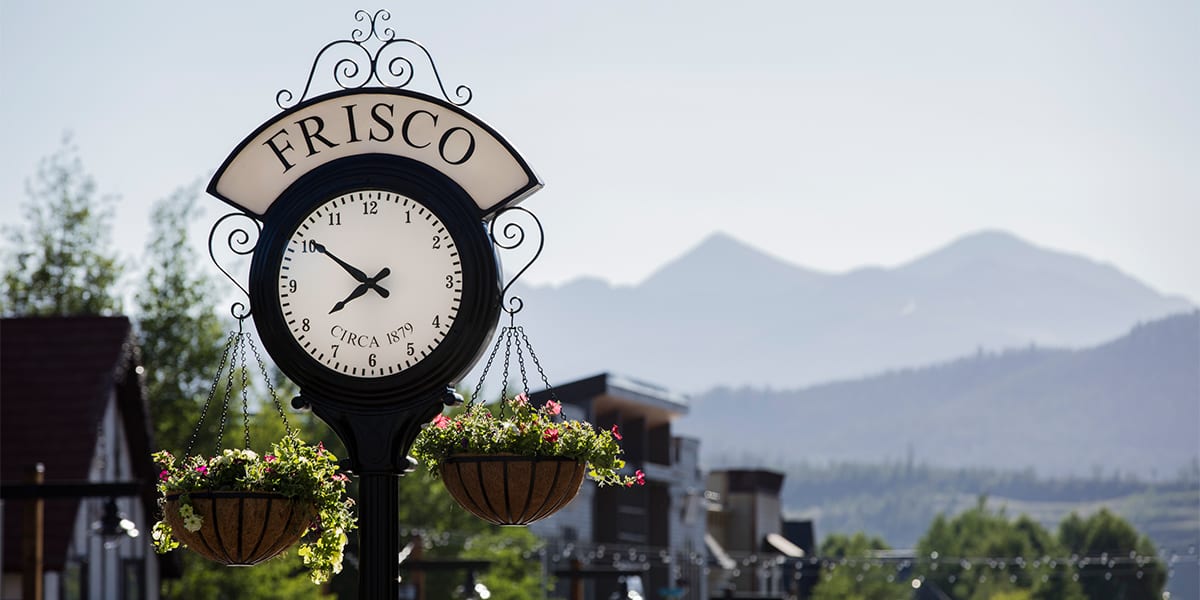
[277,190,462,378]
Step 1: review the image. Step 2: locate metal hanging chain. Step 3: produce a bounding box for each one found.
[466,324,560,418]
[239,331,252,450]
[213,325,241,454]
[249,333,293,438]
[182,320,294,457]
[500,326,514,409]
[185,330,237,457]
[470,328,507,409]
[519,327,558,405]
[515,328,530,398]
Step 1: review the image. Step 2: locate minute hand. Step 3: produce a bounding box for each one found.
[311,241,370,283]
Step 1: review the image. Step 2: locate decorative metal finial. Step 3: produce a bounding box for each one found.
[276,9,473,110]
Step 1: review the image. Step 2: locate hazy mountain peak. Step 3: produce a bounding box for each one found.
[903,230,1045,273]
[641,231,826,290]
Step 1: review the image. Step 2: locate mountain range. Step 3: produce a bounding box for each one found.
[507,230,1194,392]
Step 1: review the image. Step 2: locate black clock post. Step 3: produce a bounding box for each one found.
[295,395,444,597]
[204,10,543,598]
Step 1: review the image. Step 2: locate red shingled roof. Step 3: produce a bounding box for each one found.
[1,316,154,572]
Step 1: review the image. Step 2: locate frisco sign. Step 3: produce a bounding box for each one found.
[209,89,541,217]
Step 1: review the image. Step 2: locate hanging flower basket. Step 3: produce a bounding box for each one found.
[152,438,355,584]
[150,325,355,585]
[440,454,587,526]
[161,491,315,565]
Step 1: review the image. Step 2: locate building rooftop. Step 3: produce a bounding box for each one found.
[1,316,156,572]
[536,372,689,427]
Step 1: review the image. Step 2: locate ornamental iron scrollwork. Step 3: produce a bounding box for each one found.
[207,212,261,320]
[489,206,544,318]
[276,9,473,110]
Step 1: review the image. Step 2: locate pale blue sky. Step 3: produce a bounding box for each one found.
[2,1,1197,302]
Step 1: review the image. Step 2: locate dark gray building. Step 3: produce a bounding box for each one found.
[532,373,706,600]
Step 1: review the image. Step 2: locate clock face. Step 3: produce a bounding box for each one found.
[277,190,462,378]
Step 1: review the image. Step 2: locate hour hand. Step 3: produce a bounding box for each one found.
[329,268,392,313]
[330,283,371,314]
[311,241,370,283]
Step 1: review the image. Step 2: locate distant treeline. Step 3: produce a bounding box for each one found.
[779,458,1200,505]
[772,459,1200,554]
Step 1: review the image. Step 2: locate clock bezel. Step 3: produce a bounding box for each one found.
[249,154,502,407]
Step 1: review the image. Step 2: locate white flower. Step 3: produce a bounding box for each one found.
[183,514,203,532]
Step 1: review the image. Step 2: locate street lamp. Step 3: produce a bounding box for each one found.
[92,498,139,549]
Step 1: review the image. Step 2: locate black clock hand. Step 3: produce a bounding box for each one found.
[367,268,391,298]
[329,268,392,314]
[312,241,371,283]
[330,283,371,314]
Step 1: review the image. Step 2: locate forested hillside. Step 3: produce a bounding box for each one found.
[685,311,1200,477]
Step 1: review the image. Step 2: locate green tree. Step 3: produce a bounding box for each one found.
[914,498,1084,600]
[135,183,227,456]
[810,532,905,600]
[161,552,333,600]
[1058,509,1167,600]
[2,137,122,315]
[461,528,546,600]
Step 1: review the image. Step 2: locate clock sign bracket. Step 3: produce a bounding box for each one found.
[207,211,263,321]
[487,205,546,320]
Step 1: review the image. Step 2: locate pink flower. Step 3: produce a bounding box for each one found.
[264,454,277,463]
[545,400,561,415]
[543,427,560,443]
[611,425,622,440]
[626,469,647,488]
[433,414,450,429]
[159,469,170,481]
[512,393,529,407]
[317,441,325,455]
[332,473,349,482]
[195,465,208,475]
